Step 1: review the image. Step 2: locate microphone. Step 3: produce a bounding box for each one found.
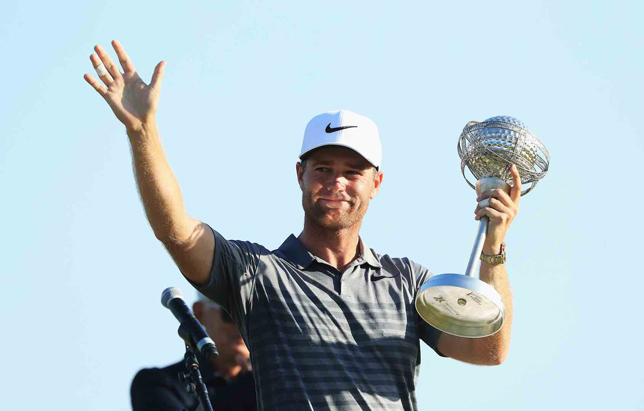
[161,287,219,362]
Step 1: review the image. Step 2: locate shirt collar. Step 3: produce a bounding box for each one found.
[276,235,315,269]
[359,238,383,269]
[277,234,382,269]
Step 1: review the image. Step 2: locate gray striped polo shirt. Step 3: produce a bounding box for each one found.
[195,228,443,410]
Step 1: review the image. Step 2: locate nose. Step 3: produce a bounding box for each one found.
[326,172,347,190]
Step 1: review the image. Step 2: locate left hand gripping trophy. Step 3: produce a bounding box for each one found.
[416,116,550,338]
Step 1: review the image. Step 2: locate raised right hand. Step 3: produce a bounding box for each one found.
[84,40,165,132]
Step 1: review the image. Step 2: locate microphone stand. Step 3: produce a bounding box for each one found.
[177,323,215,411]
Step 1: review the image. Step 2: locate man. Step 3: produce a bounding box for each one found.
[85,40,519,410]
[130,294,256,411]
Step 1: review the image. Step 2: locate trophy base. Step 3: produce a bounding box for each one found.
[415,274,505,338]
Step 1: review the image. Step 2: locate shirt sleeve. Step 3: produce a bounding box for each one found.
[189,226,266,337]
[410,260,446,357]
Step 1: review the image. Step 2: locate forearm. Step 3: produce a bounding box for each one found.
[437,252,514,365]
[127,121,197,244]
[478,259,513,363]
[86,42,215,282]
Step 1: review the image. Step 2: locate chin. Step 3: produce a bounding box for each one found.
[318,212,362,230]
[315,218,351,230]
[310,208,349,227]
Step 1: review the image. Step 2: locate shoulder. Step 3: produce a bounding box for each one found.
[130,361,197,411]
[213,228,273,259]
[131,361,184,389]
[373,252,433,288]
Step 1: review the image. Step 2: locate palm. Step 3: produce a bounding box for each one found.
[108,73,159,129]
[84,40,165,131]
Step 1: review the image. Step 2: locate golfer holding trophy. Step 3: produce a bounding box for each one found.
[84,39,552,409]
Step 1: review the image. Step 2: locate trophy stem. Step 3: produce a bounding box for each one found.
[464,217,488,277]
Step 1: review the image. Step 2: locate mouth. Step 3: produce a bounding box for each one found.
[318,198,350,209]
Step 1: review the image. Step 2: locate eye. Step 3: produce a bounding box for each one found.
[315,167,331,173]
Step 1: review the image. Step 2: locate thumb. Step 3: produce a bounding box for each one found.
[509,164,522,204]
[150,61,166,91]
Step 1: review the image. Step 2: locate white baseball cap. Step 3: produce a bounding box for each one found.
[300,110,382,169]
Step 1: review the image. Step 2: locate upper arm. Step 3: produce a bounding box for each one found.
[437,330,506,365]
[162,218,215,285]
[183,227,264,332]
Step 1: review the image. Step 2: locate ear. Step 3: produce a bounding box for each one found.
[296,162,305,191]
[370,170,384,199]
[193,301,204,322]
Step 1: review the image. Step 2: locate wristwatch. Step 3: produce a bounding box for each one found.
[480,243,506,265]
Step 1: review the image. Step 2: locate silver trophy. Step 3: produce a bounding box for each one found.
[416,116,550,338]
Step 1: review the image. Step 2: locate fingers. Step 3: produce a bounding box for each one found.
[90,53,114,85]
[475,204,507,223]
[112,40,136,75]
[510,164,522,204]
[83,73,107,96]
[150,61,166,92]
[94,44,123,82]
[477,188,512,209]
[478,196,512,216]
[475,187,518,223]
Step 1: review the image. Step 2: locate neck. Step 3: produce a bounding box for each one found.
[299,217,362,271]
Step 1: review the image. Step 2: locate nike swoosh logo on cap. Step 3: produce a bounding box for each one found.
[325,123,358,133]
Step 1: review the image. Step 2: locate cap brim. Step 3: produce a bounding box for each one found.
[299,143,379,169]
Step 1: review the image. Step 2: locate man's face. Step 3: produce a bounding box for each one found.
[297,146,383,230]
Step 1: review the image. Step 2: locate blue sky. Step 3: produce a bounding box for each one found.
[2,1,642,409]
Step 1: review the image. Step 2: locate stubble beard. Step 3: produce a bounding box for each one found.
[301,192,369,230]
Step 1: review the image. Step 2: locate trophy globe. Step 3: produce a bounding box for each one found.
[415,116,550,338]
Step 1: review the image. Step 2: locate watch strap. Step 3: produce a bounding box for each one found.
[480,242,506,265]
